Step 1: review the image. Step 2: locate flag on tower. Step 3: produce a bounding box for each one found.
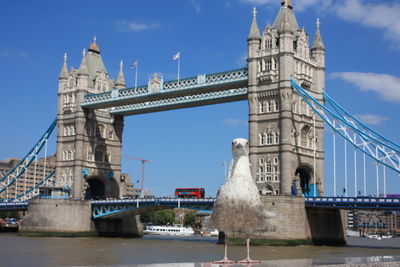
[172,52,180,60]
[131,61,138,68]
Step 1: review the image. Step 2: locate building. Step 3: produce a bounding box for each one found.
[0,155,138,200]
[347,209,400,236]
[0,156,56,200]
[247,0,325,196]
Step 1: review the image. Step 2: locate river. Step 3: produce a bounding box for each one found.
[1,233,400,266]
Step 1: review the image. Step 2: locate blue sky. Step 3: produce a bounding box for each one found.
[0,0,399,197]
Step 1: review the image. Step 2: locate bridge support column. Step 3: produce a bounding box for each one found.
[306,207,346,246]
[94,215,143,237]
[19,199,96,236]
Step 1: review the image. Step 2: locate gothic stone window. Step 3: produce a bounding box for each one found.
[266,60,272,71]
[259,132,266,145]
[266,39,272,49]
[267,132,274,144]
[301,125,311,148]
[63,124,75,136]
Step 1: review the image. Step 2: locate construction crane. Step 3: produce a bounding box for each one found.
[123,155,150,196]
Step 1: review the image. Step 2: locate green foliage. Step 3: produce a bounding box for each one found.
[183,211,196,227]
[0,211,20,219]
[141,209,175,225]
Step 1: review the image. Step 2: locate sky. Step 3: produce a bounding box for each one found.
[0,0,399,197]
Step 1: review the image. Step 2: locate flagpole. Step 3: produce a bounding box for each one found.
[177,55,180,83]
[135,64,138,89]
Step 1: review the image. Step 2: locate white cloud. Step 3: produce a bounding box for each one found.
[334,0,400,48]
[355,114,389,126]
[190,0,201,14]
[223,118,248,127]
[116,20,161,32]
[331,72,400,102]
[296,0,332,12]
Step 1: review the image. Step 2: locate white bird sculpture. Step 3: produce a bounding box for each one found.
[209,138,273,264]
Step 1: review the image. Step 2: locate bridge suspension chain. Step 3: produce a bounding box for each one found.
[0,119,57,196]
[12,170,55,202]
[291,79,400,175]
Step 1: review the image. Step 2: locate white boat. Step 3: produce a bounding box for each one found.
[201,229,219,236]
[144,225,195,236]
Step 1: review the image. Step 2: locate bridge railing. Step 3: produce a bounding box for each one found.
[82,68,248,108]
[91,197,216,219]
[306,196,400,210]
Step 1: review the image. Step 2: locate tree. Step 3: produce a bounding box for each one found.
[141,209,175,225]
[184,211,196,228]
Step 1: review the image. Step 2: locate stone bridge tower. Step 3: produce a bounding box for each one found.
[56,38,126,200]
[247,1,325,196]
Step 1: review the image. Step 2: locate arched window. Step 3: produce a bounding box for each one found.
[273,100,279,111]
[267,101,272,112]
[274,132,279,144]
[267,132,274,144]
[301,125,310,148]
[266,39,272,49]
[266,60,272,71]
[259,132,266,145]
[259,101,266,113]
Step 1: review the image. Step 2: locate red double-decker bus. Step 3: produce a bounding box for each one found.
[175,188,205,199]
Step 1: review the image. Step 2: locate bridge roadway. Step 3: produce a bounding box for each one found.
[81,68,248,115]
[2,196,400,218]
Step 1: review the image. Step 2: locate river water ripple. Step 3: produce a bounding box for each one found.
[1,233,400,266]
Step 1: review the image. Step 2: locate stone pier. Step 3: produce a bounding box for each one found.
[225,196,346,245]
[19,199,142,237]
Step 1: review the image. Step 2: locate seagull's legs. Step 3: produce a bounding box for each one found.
[237,238,261,264]
[213,234,235,264]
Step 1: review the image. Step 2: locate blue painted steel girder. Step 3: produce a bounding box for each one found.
[306,197,400,210]
[81,68,248,111]
[91,198,215,219]
[109,87,248,116]
[0,201,28,211]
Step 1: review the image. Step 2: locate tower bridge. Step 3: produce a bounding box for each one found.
[1,1,399,244]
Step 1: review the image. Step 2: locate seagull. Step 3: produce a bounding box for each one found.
[209,138,273,264]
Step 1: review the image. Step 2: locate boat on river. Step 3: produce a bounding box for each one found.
[144,225,195,236]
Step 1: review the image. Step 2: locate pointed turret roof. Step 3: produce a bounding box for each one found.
[312,18,325,49]
[88,36,100,54]
[85,37,108,87]
[115,60,126,88]
[280,6,292,33]
[59,53,68,78]
[248,7,261,40]
[78,49,89,75]
[272,1,299,32]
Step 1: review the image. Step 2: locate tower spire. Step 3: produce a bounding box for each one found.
[78,48,89,75]
[280,6,292,33]
[248,7,261,40]
[312,18,325,49]
[89,36,100,54]
[59,53,68,78]
[115,60,126,89]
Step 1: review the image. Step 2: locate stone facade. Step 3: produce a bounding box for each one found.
[247,2,325,196]
[56,39,127,200]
